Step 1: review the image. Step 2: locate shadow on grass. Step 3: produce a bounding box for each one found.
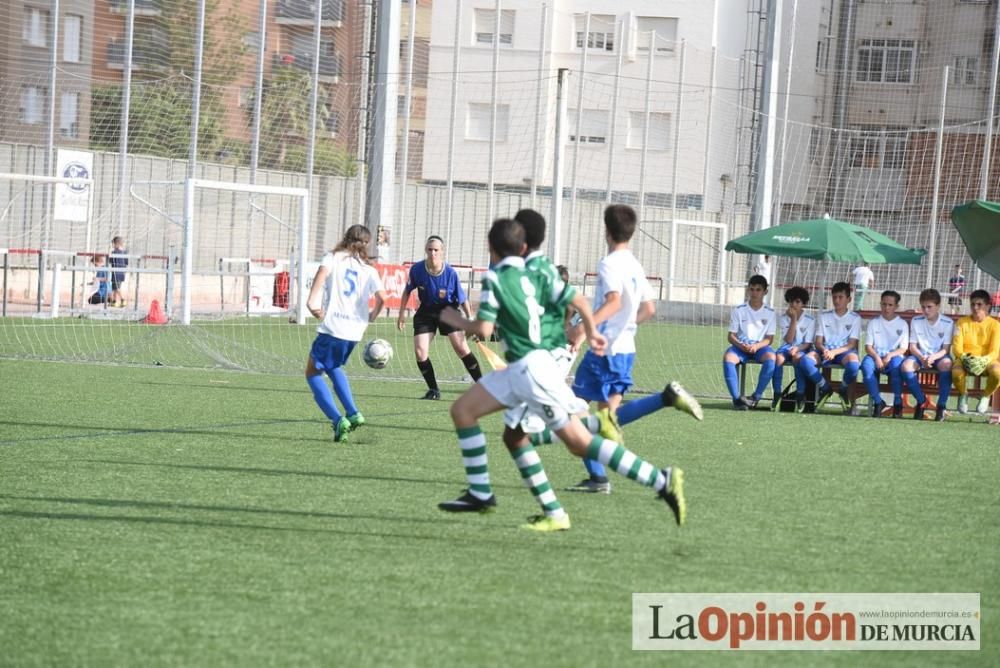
[0,494,454,525]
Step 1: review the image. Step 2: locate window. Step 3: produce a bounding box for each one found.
[326,110,340,136]
[63,15,82,63]
[815,39,829,72]
[627,111,670,150]
[244,31,261,50]
[855,39,916,83]
[238,86,252,109]
[466,102,509,142]
[575,14,615,52]
[474,9,514,46]
[848,127,907,169]
[568,109,609,145]
[23,7,48,47]
[59,92,80,139]
[809,127,823,160]
[951,56,979,85]
[636,17,677,53]
[20,86,45,124]
[397,94,407,116]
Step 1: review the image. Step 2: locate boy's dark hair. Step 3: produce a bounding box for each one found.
[604,204,637,243]
[514,209,546,250]
[556,265,569,283]
[881,290,901,304]
[784,286,809,304]
[970,289,991,304]
[112,235,123,245]
[831,281,852,296]
[748,274,768,289]
[93,254,106,262]
[488,218,525,259]
[918,288,941,305]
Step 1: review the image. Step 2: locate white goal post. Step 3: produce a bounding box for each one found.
[180,178,310,325]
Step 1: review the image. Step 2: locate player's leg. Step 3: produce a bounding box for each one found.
[798,352,829,394]
[952,362,969,413]
[771,351,787,407]
[860,355,883,416]
[934,357,952,419]
[569,351,613,489]
[750,347,776,406]
[413,316,440,399]
[502,426,569,531]
[901,356,930,419]
[328,366,365,429]
[885,357,905,416]
[979,362,1000,414]
[438,382,508,512]
[722,347,746,408]
[445,328,482,382]
[305,340,350,442]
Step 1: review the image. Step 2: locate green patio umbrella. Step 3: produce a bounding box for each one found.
[725,217,926,264]
[951,200,1000,281]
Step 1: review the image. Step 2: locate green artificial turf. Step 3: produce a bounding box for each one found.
[1,359,997,666]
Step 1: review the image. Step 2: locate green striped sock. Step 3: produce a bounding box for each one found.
[457,425,492,500]
[510,444,566,518]
[529,429,555,446]
[585,435,666,491]
[580,414,599,434]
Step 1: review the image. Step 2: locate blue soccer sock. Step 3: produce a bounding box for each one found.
[937,370,952,407]
[307,374,342,422]
[328,367,359,416]
[772,364,785,396]
[753,357,776,400]
[583,458,607,480]
[616,393,665,426]
[798,355,826,388]
[842,359,860,388]
[888,363,904,405]
[861,357,881,400]
[902,370,926,405]
[793,364,808,397]
[723,361,740,400]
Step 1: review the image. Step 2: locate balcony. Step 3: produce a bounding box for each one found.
[107,40,168,71]
[275,0,344,27]
[109,0,163,17]
[273,52,341,83]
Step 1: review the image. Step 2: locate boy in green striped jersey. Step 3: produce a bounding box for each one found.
[438,218,687,531]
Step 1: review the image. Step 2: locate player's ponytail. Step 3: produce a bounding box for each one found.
[334,224,372,263]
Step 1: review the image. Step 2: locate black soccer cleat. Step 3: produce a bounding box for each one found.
[871,401,886,418]
[934,406,947,422]
[815,383,835,410]
[421,389,442,400]
[891,403,903,419]
[438,490,497,513]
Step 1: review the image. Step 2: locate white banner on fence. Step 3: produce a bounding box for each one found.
[53,149,93,222]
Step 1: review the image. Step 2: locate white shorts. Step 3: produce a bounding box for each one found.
[480,348,585,433]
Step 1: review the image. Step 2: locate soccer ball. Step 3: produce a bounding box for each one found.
[362,338,393,369]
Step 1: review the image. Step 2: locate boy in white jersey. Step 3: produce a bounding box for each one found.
[305,225,387,442]
[798,281,862,413]
[770,286,816,412]
[900,288,954,421]
[860,290,909,418]
[722,275,777,410]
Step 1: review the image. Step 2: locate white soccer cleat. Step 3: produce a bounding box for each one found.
[957,395,969,414]
[976,396,991,415]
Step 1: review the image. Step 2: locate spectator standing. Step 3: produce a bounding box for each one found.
[850,262,874,311]
[947,265,966,315]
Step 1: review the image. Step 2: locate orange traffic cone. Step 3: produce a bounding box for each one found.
[144,299,168,325]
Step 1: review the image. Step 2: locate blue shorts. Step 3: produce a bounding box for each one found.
[774,343,796,358]
[725,345,775,364]
[821,351,856,367]
[310,333,357,371]
[571,351,635,402]
[904,355,949,371]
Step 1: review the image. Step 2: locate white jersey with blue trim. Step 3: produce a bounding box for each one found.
[778,312,816,347]
[317,251,384,341]
[865,315,909,357]
[909,314,955,356]
[817,309,861,349]
[729,303,776,345]
[592,249,654,355]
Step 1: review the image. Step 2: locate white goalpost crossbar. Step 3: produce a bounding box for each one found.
[180,178,310,325]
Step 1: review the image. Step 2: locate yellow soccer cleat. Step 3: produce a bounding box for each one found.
[596,407,624,444]
[658,467,687,527]
[663,381,704,421]
[521,514,571,532]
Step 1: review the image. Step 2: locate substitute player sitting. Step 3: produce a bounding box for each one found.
[860,290,909,418]
[799,282,862,413]
[722,275,776,410]
[437,218,686,531]
[900,288,954,421]
[951,289,1000,415]
[770,286,816,412]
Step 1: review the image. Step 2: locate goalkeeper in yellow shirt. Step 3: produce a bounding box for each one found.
[952,289,1000,415]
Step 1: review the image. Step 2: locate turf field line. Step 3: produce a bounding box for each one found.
[0,417,322,445]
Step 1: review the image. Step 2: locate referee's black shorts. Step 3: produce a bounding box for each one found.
[413,307,461,336]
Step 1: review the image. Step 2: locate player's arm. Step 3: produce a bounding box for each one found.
[439,306,494,340]
[987,322,1000,364]
[570,292,606,356]
[369,290,387,322]
[395,279,415,330]
[590,290,621,326]
[306,265,329,320]
[951,325,965,358]
[635,299,655,325]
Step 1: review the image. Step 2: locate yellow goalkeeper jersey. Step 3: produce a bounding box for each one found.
[952,316,1000,363]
